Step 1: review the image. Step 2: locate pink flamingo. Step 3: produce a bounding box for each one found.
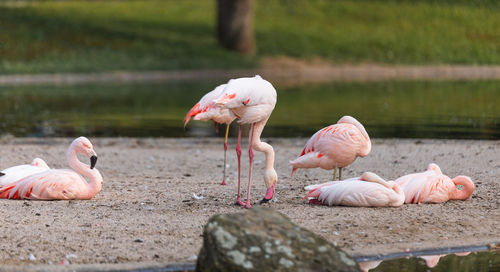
[304,172,405,207]
[0,158,50,187]
[184,84,235,185]
[358,260,382,272]
[0,137,102,200]
[290,116,371,180]
[419,251,470,268]
[214,75,277,208]
[395,163,474,204]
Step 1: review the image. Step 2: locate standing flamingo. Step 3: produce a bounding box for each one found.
[394,163,474,204]
[304,172,405,207]
[184,84,235,185]
[290,116,371,180]
[214,75,277,208]
[0,158,50,187]
[0,137,102,200]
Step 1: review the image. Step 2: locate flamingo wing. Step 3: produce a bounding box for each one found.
[0,169,84,200]
[305,178,404,207]
[184,84,229,126]
[0,161,50,187]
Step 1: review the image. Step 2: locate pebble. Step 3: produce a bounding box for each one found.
[65,253,78,259]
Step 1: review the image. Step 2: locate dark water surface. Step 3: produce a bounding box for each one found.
[0,80,498,138]
[357,247,500,272]
[132,245,500,272]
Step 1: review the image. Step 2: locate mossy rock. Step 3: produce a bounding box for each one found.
[196,206,360,272]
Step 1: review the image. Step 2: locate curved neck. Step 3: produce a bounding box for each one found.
[66,144,103,199]
[452,176,475,200]
[250,118,275,170]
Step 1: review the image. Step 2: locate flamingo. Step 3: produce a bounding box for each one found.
[304,172,405,207]
[214,75,277,208]
[394,163,475,204]
[290,116,371,180]
[0,137,102,200]
[184,84,236,185]
[0,158,50,187]
[358,260,382,272]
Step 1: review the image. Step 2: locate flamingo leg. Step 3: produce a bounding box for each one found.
[221,124,230,186]
[339,167,343,181]
[244,123,256,209]
[333,167,338,180]
[235,124,244,206]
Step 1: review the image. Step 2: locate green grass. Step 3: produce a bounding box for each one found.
[0,0,499,73]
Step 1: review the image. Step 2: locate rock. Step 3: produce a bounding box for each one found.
[196,207,360,272]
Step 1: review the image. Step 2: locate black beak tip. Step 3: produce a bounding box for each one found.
[0,172,4,176]
[90,156,98,169]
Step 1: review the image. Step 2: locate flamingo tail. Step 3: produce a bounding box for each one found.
[0,184,19,199]
[184,103,201,127]
[289,152,322,171]
[452,176,475,200]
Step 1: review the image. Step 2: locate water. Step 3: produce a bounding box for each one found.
[0,80,498,138]
[126,245,500,272]
[356,245,500,272]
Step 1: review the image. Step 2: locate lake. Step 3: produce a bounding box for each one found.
[0,79,498,139]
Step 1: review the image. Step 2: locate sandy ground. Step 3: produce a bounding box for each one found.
[0,137,498,270]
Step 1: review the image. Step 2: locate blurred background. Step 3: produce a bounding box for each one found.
[0,0,498,139]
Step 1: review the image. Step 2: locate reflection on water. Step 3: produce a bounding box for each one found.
[357,244,500,272]
[0,80,498,138]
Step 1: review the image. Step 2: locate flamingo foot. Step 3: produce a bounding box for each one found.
[260,185,275,204]
[235,196,244,206]
[221,180,227,186]
[308,199,323,205]
[244,201,252,209]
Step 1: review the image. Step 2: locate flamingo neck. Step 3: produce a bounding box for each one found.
[339,116,371,156]
[252,119,275,170]
[452,176,475,200]
[66,145,103,199]
[250,118,277,188]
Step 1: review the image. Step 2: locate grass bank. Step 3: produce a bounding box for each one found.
[0,0,499,74]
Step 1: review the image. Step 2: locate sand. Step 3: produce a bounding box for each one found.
[0,137,498,270]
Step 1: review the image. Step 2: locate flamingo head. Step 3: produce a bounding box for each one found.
[72,137,98,169]
[264,168,278,189]
[31,158,49,169]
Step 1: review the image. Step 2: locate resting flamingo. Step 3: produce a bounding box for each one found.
[304,172,405,207]
[184,84,235,185]
[214,75,277,208]
[0,158,50,187]
[0,137,102,200]
[395,163,474,204]
[290,116,371,180]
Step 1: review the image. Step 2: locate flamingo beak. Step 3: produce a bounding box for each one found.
[0,172,4,176]
[90,155,98,169]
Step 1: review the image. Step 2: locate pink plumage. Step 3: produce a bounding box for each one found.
[0,158,50,187]
[304,172,405,207]
[395,163,475,204]
[0,137,103,200]
[213,75,278,208]
[184,84,235,127]
[290,116,371,179]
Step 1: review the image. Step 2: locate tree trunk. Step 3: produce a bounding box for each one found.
[217,0,255,55]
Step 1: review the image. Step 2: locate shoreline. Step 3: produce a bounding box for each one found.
[1,64,500,86]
